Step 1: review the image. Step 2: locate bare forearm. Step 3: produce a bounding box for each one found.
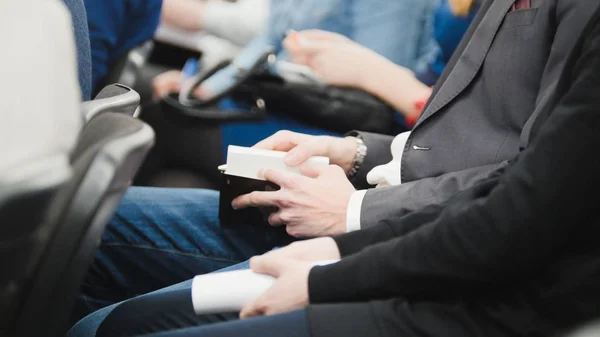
[359,56,432,118]
[161,0,205,31]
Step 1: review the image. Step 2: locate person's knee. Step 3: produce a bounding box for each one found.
[109,187,220,232]
[98,186,222,262]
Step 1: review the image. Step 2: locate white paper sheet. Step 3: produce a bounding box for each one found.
[191,260,339,314]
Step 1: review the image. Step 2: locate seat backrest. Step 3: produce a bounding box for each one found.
[0,0,81,175]
[11,113,154,337]
[0,0,81,334]
[0,162,72,336]
[62,0,93,100]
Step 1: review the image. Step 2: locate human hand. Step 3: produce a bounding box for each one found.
[152,70,183,101]
[151,70,212,101]
[253,131,358,175]
[240,256,313,319]
[283,30,385,88]
[232,165,355,237]
[262,237,341,263]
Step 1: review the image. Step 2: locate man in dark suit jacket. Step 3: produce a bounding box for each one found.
[73,0,600,320]
[68,6,600,336]
[239,10,600,336]
[231,0,600,234]
[330,0,600,229]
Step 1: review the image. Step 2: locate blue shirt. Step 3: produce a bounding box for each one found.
[84,0,163,92]
[206,0,439,94]
[429,0,478,80]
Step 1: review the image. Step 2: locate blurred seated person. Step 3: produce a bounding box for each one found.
[83,0,163,93]
[152,0,438,98]
[156,0,269,70]
[283,0,480,122]
[143,0,449,187]
[69,8,600,336]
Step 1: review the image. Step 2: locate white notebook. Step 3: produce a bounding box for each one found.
[219,145,330,180]
[218,146,330,226]
[191,260,339,315]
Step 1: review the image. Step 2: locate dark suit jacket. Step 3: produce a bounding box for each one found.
[305,8,600,337]
[352,0,600,228]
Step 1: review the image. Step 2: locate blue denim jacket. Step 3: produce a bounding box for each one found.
[206,0,438,93]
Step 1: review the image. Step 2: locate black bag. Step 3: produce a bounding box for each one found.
[162,51,396,135]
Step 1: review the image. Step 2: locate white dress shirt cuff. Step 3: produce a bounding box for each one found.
[346,190,368,233]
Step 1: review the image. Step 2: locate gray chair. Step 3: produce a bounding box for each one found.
[0,0,154,334]
[2,112,154,337]
[82,83,142,121]
[0,157,73,336]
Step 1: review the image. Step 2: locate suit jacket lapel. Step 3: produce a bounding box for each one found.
[424,0,493,108]
[416,0,516,127]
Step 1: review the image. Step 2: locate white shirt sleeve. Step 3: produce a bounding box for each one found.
[366,131,411,187]
[345,130,412,231]
[345,190,368,232]
[203,0,269,46]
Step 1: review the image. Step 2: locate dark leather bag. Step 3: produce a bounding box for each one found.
[162,53,396,134]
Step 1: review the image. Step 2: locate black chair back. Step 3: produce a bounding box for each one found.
[0,159,72,336]
[8,113,154,337]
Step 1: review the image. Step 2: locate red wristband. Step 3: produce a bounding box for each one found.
[406,89,433,127]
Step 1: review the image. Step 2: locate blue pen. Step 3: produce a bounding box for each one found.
[181,58,200,82]
[179,58,201,104]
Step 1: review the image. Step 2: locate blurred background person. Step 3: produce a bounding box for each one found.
[140,0,480,189]
[283,0,480,123]
[141,0,439,188]
[83,0,163,94]
[152,0,437,99]
[156,0,269,71]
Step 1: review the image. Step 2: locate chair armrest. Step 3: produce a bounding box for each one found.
[81,84,141,122]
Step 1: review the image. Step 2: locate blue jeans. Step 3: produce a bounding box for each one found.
[73,187,295,323]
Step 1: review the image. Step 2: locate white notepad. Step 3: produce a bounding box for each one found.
[191,260,339,315]
[219,145,330,180]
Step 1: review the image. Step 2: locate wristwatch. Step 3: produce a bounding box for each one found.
[346,136,367,179]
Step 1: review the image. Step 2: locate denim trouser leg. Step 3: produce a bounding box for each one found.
[74,187,294,321]
[68,262,250,337]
